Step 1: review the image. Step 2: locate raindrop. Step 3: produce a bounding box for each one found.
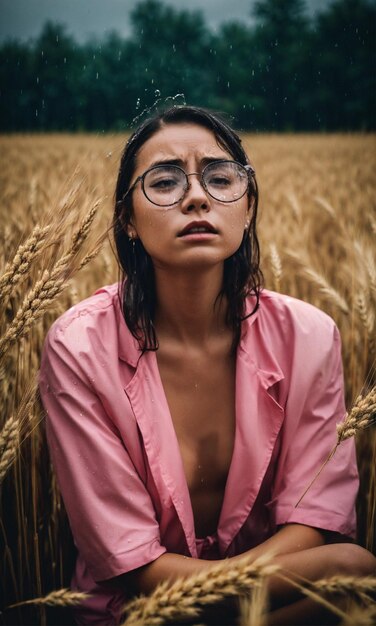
[154,89,161,97]
[96,72,99,80]
[56,35,59,43]
[64,57,66,64]
[227,81,230,88]
[172,44,176,52]
[36,76,39,84]
[35,109,38,117]
[136,97,140,109]
[118,51,122,60]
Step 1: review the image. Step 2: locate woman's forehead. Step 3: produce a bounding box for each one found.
[135,123,231,171]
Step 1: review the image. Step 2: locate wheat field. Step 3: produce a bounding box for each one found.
[0,133,375,625]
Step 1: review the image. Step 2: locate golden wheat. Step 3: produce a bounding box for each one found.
[122,554,278,626]
[7,587,90,609]
[337,386,376,443]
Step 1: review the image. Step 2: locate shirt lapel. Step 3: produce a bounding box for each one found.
[124,351,198,557]
[217,315,285,554]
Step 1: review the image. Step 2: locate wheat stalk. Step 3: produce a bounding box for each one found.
[341,602,376,626]
[7,588,89,609]
[122,554,278,626]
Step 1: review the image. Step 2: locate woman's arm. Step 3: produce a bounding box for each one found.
[126,524,375,617]
[125,523,326,594]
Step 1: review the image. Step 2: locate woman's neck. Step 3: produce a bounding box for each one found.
[154,265,229,346]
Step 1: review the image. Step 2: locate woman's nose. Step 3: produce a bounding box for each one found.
[180,173,210,213]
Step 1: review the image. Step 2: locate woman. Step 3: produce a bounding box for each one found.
[39,106,375,625]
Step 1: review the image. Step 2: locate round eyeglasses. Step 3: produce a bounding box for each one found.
[122,160,255,207]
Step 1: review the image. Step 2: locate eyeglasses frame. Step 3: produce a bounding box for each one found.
[121,159,256,207]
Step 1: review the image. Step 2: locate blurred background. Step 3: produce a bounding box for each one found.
[0,0,375,132]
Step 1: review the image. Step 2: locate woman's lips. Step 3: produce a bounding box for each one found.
[178,221,218,237]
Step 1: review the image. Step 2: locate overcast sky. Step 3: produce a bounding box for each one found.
[0,0,334,43]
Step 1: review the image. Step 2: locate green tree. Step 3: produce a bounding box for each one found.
[311,0,376,130]
[0,40,33,130]
[251,0,312,129]
[127,0,213,113]
[30,22,84,130]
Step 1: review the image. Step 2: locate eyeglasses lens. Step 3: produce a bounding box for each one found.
[143,162,248,207]
[144,166,186,206]
[204,162,248,203]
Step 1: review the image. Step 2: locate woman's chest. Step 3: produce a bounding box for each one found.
[157,349,236,535]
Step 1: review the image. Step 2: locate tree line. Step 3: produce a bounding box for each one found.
[1,0,375,132]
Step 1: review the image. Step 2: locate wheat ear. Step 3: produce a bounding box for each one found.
[0,416,19,483]
[7,588,89,609]
[0,384,38,483]
[0,225,50,300]
[0,203,100,359]
[269,244,282,292]
[239,577,268,626]
[295,386,376,507]
[311,575,376,599]
[122,553,278,626]
[286,251,349,314]
[336,386,376,443]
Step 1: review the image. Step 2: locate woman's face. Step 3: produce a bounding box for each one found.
[127,123,252,271]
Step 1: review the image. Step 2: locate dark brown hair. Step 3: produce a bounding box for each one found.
[113,105,263,351]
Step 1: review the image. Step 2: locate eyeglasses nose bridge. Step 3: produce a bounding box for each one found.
[184,171,207,194]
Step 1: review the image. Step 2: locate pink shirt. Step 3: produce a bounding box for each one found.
[39,284,358,625]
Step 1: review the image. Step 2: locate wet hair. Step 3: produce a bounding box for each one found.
[113,105,263,351]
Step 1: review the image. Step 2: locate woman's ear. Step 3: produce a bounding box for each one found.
[126,224,138,240]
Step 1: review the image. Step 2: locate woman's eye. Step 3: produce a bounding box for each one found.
[150,178,179,189]
[208,176,232,187]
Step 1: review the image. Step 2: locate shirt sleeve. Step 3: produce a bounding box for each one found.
[269,322,358,539]
[39,322,166,582]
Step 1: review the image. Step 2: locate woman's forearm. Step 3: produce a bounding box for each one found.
[125,524,325,594]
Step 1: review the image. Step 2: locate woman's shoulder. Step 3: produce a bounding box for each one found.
[257,288,338,334]
[46,283,120,338]
[43,283,136,362]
